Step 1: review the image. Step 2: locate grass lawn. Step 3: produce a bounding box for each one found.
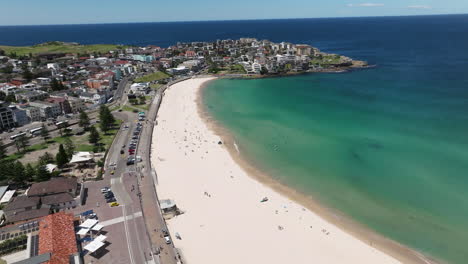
[310,55,342,65]
[121,105,139,113]
[229,64,247,73]
[150,83,162,90]
[122,103,150,112]
[0,42,126,56]
[134,71,170,83]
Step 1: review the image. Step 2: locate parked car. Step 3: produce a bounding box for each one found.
[120,149,124,154]
[110,202,119,207]
[127,158,135,165]
[106,197,116,203]
[101,187,111,193]
[164,236,171,244]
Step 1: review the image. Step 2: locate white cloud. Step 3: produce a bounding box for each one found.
[407,5,432,9]
[347,3,385,7]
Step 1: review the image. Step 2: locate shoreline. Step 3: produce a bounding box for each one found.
[213,64,376,80]
[152,77,437,264]
[196,78,439,264]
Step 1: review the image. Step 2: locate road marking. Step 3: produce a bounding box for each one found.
[99,211,143,227]
[123,205,136,264]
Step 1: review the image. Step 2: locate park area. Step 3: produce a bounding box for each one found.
[134,71,170,83]
[0,42,125,56]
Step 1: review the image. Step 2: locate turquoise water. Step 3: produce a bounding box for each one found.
[202,72,468,263]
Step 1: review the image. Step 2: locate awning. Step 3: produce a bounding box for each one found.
[91,224,103,231]
[77,228,90,236]
[0,190,15,204]
[84,241,105,253]
[79,219,98,229]
[70,152,94,163]
[94,234,107,243]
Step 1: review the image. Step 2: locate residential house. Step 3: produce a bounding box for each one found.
[3,196,49,223]
[67,97,86,113]
[19,104,42,122]
[29,101,62,119]
[15,90,49,102]
[38,212,80,264]
[0,101,15,131]
[9,105,29,126]
[46,96,72,114]
[295,44,313,56]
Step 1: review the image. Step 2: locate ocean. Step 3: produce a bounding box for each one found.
[2,15,468,264]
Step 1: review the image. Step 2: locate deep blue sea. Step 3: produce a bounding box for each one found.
[2,15,468,263]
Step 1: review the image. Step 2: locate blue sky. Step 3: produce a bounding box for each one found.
[0,0,466,25]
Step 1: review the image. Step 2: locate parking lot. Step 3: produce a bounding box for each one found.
[70,177,154,264]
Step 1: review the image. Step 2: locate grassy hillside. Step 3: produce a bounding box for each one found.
[134,71,170,83]
[0,42,126,56]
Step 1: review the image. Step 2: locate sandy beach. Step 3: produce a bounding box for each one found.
[151,77,406,264]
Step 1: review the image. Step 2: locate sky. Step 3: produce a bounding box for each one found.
[0,0,466,26]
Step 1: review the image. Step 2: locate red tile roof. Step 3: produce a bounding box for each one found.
[39,212,78,264]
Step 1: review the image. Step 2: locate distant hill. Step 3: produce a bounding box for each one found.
[0,42,127,56]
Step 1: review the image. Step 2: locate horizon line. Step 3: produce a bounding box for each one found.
[0,13,467,27]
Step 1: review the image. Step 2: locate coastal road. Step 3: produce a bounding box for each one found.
[135,77,192,264]
[105,111,156,264]
[100,76,187,264]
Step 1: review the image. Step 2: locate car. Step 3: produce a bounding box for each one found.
[118,109,122,112]
[124,125,129,129]
[106,197,116,203]
[110,202,119,207]
[104,190,114,195]
[164,236,171,244]
[132,135,138,139]
[104,193,114,199]
[100,187,110,193]
[88,213,98,219]
[122,144,126,148]
[120,149,124,154]
[110,170,115,175]
[126,159,135,165]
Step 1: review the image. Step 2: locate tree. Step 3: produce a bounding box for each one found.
[35,164,51,182]
[10,161,26,185]
[99,105,115,134]
[15,135,29,153]
[5,93,16,103]
[78,111,90,130]
[138,95,146,105]
[0,139,6,159]
[56,144,69,168]
[24,163,36,182]
[88,126,100,145]
[50,78,60,91]
[56,122,66,137]
[21,65,33,82]
[64,137,75,159]
[38,152,54,166]
[40,124,49,142]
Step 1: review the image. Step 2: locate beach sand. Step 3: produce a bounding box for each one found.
[151,77,410,264]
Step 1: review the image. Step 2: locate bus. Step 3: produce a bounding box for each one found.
[29,127,43,135]
[55,121,68,127]
[10,132,26,141]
